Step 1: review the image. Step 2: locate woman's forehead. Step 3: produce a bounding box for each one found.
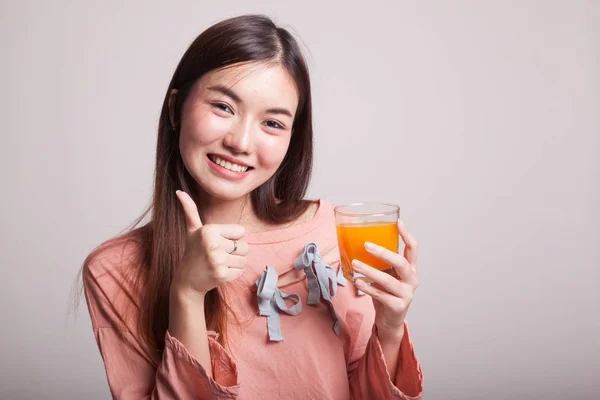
[198,62,299,111]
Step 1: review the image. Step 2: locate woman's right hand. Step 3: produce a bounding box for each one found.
[171,190,248,297]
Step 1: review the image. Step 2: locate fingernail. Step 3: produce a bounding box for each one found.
[364,242,377,251]
[352,259,362,270]
[399,220,405,226]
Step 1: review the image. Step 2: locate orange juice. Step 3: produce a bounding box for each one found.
[336,221,399,281]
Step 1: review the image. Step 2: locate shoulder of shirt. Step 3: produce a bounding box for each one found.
[82,228,146,283]
[316,198,335,211]
[308,198,335,220]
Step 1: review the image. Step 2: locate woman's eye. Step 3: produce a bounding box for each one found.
[213,103,233,114]
[265,120,283,129]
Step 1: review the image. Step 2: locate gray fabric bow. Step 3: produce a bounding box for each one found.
[293,242,348,336]
[256,265,302,342]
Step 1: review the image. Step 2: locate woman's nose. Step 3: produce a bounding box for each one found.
[223,118,253,154]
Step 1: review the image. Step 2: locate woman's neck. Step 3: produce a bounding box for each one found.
[193,188,318,234]
[195,193,255,226]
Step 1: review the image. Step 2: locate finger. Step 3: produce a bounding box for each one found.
[214,265,245,285]
[225,267,245,283]
[225,254,247,269]
[398,220,418,265]
[363,242,415,284]
[352,259,404,297]
[176,190,202,233]
[201,224,246,240]
[221,238,249,256]
[353,278,400,306]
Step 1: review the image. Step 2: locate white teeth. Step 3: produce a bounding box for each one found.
[210,156,248,172]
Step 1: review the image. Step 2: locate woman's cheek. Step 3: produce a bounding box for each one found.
[184,109,231,145]
[258,133,292,167]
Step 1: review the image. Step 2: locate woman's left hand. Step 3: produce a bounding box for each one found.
[351,220,419,341]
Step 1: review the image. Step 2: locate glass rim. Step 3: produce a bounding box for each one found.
[333,202,400,217]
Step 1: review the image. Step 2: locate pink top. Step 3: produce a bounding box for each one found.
[83,200,424,399]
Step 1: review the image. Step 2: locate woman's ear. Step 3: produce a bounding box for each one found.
[168,89,179,130]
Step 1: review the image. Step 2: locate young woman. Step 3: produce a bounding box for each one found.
[82,14,423,399]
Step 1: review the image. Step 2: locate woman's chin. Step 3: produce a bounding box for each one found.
[197,181,255,202]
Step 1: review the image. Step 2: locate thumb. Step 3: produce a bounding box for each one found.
[176,190,203,233]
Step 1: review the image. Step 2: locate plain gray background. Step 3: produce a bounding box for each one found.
[1,0,598,399]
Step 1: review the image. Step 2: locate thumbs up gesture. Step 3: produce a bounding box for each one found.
[171,190,248,296]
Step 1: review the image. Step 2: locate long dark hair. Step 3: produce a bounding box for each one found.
[84,14,314,357]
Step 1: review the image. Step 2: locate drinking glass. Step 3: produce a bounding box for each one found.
[334,202,400,282]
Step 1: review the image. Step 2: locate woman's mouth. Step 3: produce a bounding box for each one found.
[207,154,251,173]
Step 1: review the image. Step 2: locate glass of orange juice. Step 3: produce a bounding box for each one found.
[334,202,400,283]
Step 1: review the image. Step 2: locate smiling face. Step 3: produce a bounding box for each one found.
[176,62,299,203]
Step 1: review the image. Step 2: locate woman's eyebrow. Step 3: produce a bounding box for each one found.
[265,107,293,118]
[207,84,293,118]
[207,85,242,103]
